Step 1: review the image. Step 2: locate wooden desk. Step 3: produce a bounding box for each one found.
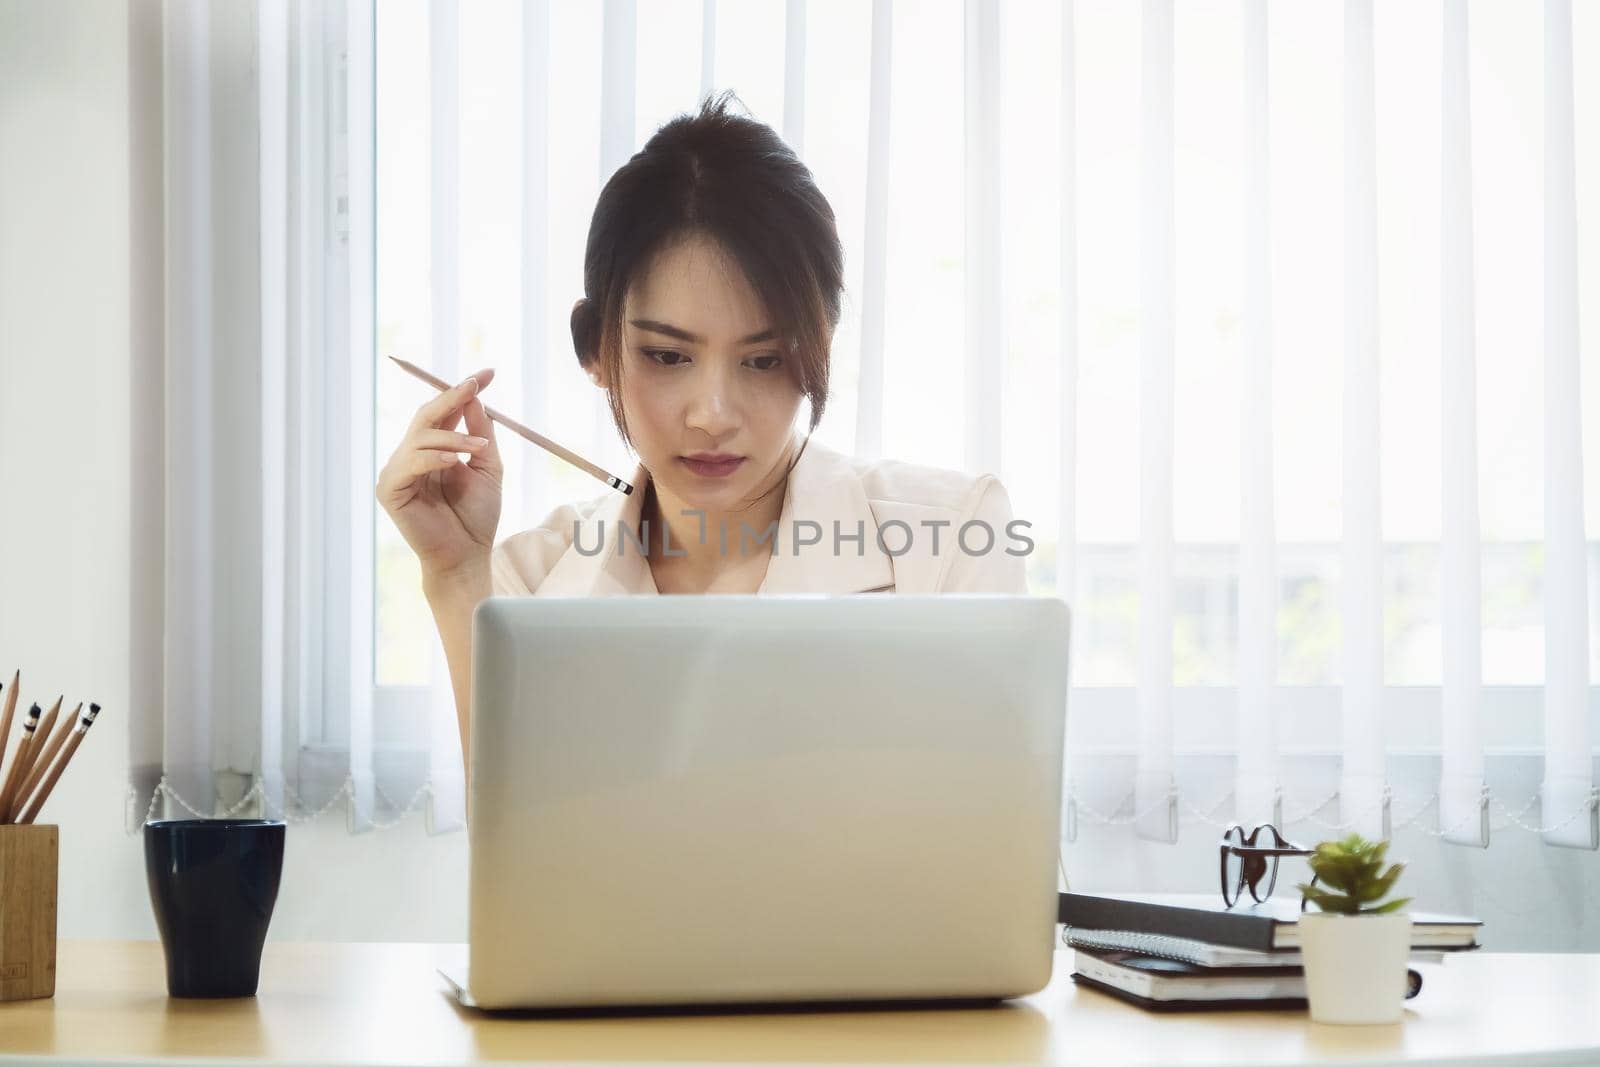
[1,942,1597,1066]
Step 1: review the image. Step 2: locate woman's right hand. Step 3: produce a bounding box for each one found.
[376,367,504,582]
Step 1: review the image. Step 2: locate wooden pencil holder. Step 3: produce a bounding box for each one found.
[0,823,57,1001]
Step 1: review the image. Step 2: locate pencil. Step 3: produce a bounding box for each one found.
[0,670,18,791]
[0,703,43,823]
[388,356,634,495]
[18,701,79,810]
[19,703,100,826]
[2,697,59,822]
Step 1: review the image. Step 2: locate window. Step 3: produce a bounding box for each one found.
[372,0,1600,761]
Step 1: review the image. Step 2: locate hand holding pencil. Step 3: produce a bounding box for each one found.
[387,357,633,495]
[0,671,102,825]
[377,359,637,588]
[375,367,507,582]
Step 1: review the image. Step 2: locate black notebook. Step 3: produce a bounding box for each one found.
[1058,892,1482,953]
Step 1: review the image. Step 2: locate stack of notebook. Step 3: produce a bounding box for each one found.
[1057,892,1484,1012]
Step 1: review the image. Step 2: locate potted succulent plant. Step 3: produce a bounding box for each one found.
[1295,833,1414,1024]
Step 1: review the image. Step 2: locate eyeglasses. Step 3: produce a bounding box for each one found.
[1218,823,1315,909]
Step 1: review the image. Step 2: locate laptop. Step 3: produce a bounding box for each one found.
[441,594,1071,1011]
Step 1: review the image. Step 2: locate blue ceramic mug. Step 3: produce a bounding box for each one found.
[143,819,285,998]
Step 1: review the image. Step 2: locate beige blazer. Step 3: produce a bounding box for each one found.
[490,439,1029,596]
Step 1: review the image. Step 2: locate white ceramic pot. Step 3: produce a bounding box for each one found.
[1298,911,1413,1024]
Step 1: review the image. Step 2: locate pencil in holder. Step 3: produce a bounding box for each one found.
[0,823,57,1001]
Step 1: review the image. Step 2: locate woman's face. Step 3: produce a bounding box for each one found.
[600,232,806,514]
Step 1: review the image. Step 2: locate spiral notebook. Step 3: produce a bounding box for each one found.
[1070,947,1424,1013]
[1062,926,1454,969]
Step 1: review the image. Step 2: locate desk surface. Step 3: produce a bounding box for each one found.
[1,942,1597,1067]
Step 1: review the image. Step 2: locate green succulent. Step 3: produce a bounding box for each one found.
[1295,833,1413,916]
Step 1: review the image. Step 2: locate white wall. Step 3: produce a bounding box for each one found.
[1,0,1593,951]
[1,0,150,942]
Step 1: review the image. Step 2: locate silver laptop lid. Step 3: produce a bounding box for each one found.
[465,594,1070,1010]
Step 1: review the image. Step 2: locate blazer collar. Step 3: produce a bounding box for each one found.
[534,438,894,596]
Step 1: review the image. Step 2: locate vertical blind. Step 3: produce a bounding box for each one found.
[379,0,1595,848]
[138,0,1598,847]
[1234,0,1279,833]
[1440,0,1487,847]
[130,0,408,832]
[1341,0,1387,842]
[1135,0,1178,843]
[1540,0,1593,849]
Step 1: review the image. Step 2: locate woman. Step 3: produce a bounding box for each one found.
[377,94,1029,755]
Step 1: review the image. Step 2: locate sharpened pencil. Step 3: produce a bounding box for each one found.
[6,697,61,821]
[19,703,100,826]
[388,356,634,495]
[18,701,79,809]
